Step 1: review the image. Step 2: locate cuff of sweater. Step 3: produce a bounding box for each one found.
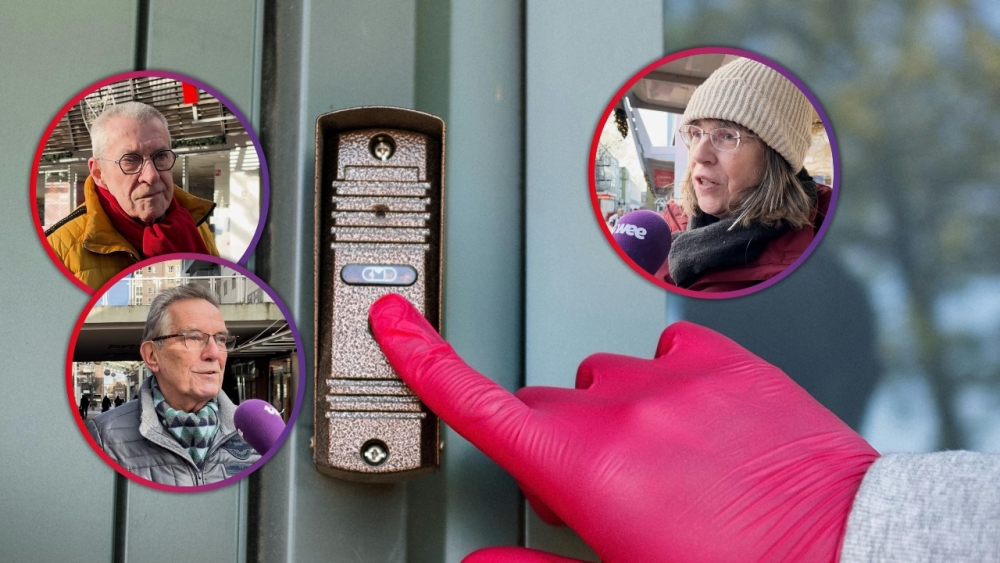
[840,451,1000,563]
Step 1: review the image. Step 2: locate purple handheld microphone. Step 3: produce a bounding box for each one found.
[610,210,671,275]
[234,399,286,455]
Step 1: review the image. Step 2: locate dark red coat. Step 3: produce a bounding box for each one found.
[655,184,832,293]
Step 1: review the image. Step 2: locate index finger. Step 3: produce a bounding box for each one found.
[369,294,532,463]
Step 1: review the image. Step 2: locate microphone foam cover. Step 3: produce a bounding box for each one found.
[233,399,286,455]
[611,210,672,275]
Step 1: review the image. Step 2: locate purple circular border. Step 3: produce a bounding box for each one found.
[136,70,271,266]
[67,252,305,493]
[590,47,840,299]
[703,48,841,299]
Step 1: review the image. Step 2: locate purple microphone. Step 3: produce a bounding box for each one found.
[234,399,286,455]
[610,210,672,275]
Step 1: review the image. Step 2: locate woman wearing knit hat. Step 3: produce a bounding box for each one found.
[654,56,832,292]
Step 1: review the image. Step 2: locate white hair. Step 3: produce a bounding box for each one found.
[90,101,171,158]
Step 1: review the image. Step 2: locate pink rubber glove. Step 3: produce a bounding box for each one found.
[370,294,879,563]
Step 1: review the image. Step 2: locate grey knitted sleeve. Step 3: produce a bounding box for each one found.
[840,451,1000,563]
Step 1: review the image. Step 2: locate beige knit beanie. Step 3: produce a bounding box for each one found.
[681,57,813,172]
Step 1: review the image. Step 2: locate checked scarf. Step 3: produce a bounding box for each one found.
[151,377,220,468]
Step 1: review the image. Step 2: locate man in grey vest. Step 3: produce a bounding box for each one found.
[87,283,259,486]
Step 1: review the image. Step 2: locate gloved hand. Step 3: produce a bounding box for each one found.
[369,294,879,563]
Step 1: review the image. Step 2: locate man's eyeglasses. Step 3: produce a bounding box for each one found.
[677,125,756,152]
[100,149,177,175]
[150,330,236,351]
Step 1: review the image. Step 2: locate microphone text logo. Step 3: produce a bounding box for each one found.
[612,222,646,240]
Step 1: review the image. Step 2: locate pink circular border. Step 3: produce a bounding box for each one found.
[65,252,304,493]
[30,70,271,295]
[588,47,840,299]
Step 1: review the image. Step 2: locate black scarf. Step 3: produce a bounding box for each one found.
[669,170,817,289]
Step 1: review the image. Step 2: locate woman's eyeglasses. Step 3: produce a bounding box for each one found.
[677,125,755,152]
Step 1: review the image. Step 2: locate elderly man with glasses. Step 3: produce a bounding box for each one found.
[87,283,259,486]
[46,101,219,290]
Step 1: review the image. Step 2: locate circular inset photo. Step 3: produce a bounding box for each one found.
[66,254,303,492]
[32,70,270,293]
[590,48,838,297]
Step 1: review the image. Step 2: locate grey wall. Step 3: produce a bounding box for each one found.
[524,1,665,558]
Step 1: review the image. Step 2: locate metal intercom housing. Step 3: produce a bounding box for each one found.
[313,106,444,482]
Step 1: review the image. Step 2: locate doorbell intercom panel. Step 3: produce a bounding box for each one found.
[313,106,444,482]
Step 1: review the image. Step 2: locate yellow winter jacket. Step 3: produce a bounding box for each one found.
[45,175,219,291]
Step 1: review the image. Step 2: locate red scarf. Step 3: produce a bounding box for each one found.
[96,187,211,258]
